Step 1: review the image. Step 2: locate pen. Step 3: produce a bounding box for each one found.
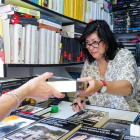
[20,110,34,115]
[71,99,89,106]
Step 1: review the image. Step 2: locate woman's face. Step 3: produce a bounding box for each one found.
[85,32,107,60]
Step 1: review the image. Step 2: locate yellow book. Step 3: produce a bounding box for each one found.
[76,0,80,20]
[79,0,83,21]
[64,0,68,16]
[42,0,44,7]
[82,0,86,21]
[39,0,42,6]
[11,5,40,18]
[73,0,77,19]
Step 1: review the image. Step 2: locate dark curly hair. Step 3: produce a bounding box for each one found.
[79,20,123,64]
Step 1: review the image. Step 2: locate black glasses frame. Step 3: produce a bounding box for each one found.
[82,40,102,49]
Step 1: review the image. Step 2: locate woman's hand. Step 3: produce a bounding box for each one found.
[77,77,103,97]
[72,97,86,112]
[16,72,65,102]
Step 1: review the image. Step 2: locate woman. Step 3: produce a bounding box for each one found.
[72,20,140,112]
[0,72,65,121]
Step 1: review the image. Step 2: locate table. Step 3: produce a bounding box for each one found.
[51,101,139,122]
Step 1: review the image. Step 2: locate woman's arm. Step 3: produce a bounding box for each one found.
[0,72,65,122]
[77,77,132,97]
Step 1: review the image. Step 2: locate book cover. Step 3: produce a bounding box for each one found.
[0,110,44,138]
[18,105,45,114]
[67,125,124,140]
[67,109,109,128]
[102,119,132,135]
[11,5,40,18]
[7,117,82,140]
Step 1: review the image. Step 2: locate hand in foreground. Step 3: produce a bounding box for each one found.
[72,97,86,112]
[77,77,103,97]
[16,72,65,102]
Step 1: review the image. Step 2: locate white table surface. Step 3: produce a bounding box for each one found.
[51,101,139,122]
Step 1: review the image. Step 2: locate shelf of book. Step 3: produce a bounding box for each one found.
[112,1,140,11]
[4,62,84,68]
[3,0,87,26]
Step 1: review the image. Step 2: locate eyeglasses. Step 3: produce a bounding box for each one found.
[82,40,102,49]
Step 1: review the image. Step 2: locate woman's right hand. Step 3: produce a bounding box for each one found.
[72,97,86,112]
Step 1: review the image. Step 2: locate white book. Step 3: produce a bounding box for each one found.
[37,19,62,29]
[52,0,56,12]
[59,35,62,63]
[2,19,10,63]
[39,28,46,64]
[21,27,25,64]
[9,24,14,63]
[55,33,60,64]
[59,0,64,14]
[51,31,56,64]
[0,4,11,14]
[31,25,37,64]
[25,24,32,64]
[48,0,52,10]
[35,30,39,64]
[56,0,60,13]
[46,30,52,64]
[44,29,48,64]
[13,24,22,64]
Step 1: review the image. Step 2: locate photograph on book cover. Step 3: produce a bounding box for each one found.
[18,105,44,114]
[71,109,106,122]
[0,115,35,138]
[102,121,130,135]
[67,132,115,140]
[7,123,68,140]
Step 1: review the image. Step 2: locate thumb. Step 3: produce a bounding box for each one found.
[77,77,92,82]
[41,72,53,81]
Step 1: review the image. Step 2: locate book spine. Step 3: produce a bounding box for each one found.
[13,24,22,64]
[21,27,25,64]
[48,0,52,10]
[31,25,38,64]
[46,30,52,64]
[40,14,62,25]
[25,24,32,64]
[55,33,60,64]
[39,28,46,64]
[9,24,14,63]
[11,5,40,18]
[51,31,56,64]
[0,19,5,63]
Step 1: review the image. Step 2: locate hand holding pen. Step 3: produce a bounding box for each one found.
[72,98,89,113]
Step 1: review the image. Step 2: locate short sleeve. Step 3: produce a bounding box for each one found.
[80,60,88,78]
[116,49,140,94]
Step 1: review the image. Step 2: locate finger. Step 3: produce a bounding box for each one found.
[77,77,92,82]
[41,72,53,81]
[52,88,65,98]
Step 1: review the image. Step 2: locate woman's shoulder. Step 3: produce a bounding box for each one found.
[115,48,133,59]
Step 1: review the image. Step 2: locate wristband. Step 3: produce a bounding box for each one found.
[4,90,20,110]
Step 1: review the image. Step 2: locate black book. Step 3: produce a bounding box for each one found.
[0,110,44,138]
[102,119,132,135]
[7,117,82,140]
[67,125,124,140]
[67,109,109,128]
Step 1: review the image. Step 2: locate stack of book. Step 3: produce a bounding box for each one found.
[0,107,128,139]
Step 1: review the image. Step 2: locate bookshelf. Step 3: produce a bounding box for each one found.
[0,0,88,77]
[3,0,87,26]
[112,1,140,11]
